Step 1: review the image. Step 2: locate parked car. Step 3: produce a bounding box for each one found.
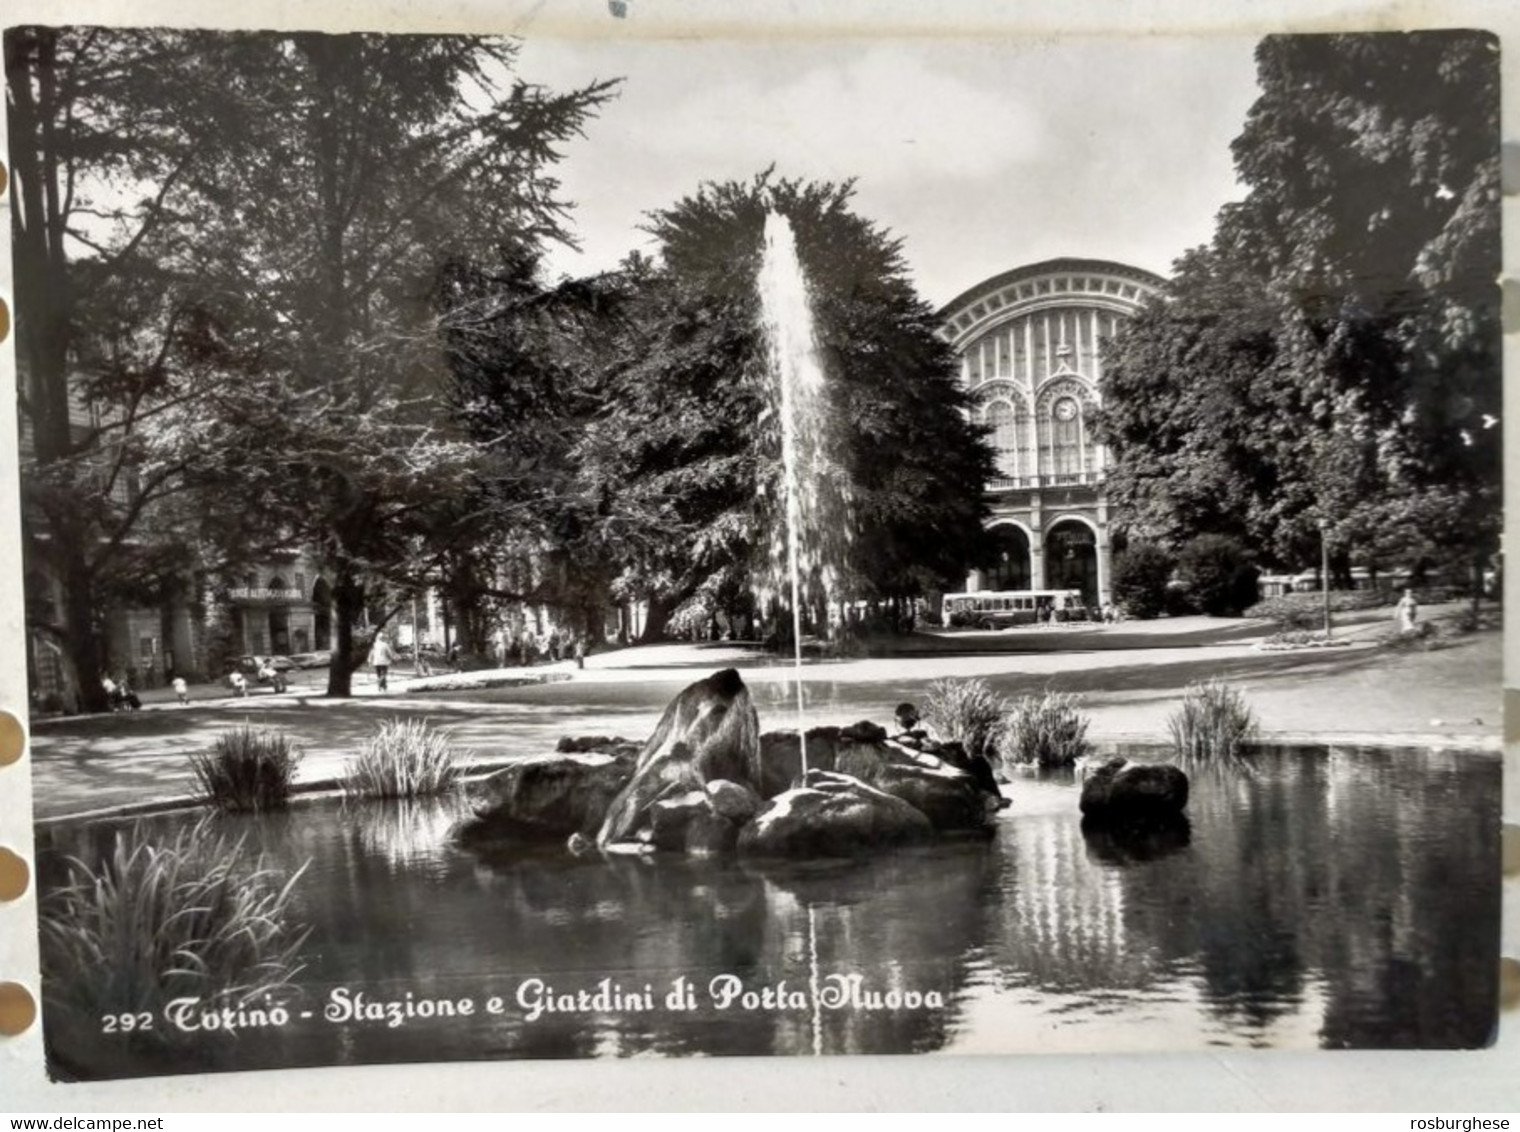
[286,651,332,669]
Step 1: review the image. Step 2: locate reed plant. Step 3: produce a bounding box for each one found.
[342,717,465,799]
[40,820,308,1025]
[923,677,1009,765]
[1167,679,1258,767]
[1005,691,1093,768]
[189,723,300,812]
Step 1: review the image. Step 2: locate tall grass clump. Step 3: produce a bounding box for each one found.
[1167,679,1258,767]
[1006,691,1093,768]
[40,821,309,1028]
[923,677,1008,765]
[189,723,300,812]
[343,717,465,798]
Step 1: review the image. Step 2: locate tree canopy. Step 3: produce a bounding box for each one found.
[443,172,997,642]
[8,26,615,701]
[9,27,262,708]
[1100,31,1500,588]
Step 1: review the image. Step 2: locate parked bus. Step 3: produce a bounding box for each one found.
[942,589,1089,629]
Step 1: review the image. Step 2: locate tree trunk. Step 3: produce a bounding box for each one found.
[62,558,108,714]
[638,594,675,644]
[325,563,365,697]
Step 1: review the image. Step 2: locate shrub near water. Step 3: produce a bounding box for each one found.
[190,724,300,812]
[343,717,465,798]
[1167,679,1258,765]
[40,821,309,1034]
[923,677,1008,765]
[1006,691,1093,768]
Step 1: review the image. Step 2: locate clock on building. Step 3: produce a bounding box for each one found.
[1054,397,1078,421]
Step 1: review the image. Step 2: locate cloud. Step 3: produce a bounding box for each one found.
[646,45,1048,186]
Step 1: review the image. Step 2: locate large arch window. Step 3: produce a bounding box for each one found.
[981,397,1033,481]
[1051,396,1083,477]
[985,401,1016,479]
[1036,388,1094,481]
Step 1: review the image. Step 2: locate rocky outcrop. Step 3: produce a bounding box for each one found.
[597,668,762,847]
[706,778,762,825]
[757,725,1003,832]
[1078,757,1189,818]
[648,790,742,856]
[459,747,636,844]
[754,725,860,797]
[462,673,1010,860]
[736,770,935,858]
[845,756,1001,834]
[833,741,1002,834]
[556,735,641,756]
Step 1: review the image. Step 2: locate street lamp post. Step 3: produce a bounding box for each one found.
[1319,519,1332,637]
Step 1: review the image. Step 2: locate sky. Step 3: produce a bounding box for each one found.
[512,32,1265,309]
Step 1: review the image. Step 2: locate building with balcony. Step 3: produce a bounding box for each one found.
[939,258,1165,608]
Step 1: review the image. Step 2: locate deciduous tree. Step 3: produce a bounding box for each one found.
[1101,32,1499,595]
[8,27,265,709]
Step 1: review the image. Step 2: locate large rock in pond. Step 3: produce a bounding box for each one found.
[459,747,636,844]
[597,668,761,847]
[841,746,1002,834]
[1078,757,1189,818]
[736,769,935,858]
[648,790,742,856]
[754,724,873,797]
[557,735,641,756]
[706,778,762,824]
[761,726,1003,834]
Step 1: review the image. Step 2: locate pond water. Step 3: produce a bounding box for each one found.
[35,744,1499,1079]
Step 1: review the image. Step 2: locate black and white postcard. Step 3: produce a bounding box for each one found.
[2,8,1507,1095]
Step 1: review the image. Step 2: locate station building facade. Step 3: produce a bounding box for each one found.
[938,258,1165,609]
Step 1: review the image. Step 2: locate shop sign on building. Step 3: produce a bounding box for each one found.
[228,586,304,602]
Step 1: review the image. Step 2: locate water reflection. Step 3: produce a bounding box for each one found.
[1081,815,1192,866]
[35,745,1500,1078]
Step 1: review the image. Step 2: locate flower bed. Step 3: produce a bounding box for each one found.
[1255,631,1353,651]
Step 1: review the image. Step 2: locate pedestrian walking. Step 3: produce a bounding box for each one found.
[172,675,188,705]
[1395,588,1419,633]
[369,631,395,692]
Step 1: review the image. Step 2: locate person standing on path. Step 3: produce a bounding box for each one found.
[1395,588,1419,633]
[369,631,395,692]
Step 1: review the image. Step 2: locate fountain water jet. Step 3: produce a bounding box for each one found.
[757,211,848,775]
